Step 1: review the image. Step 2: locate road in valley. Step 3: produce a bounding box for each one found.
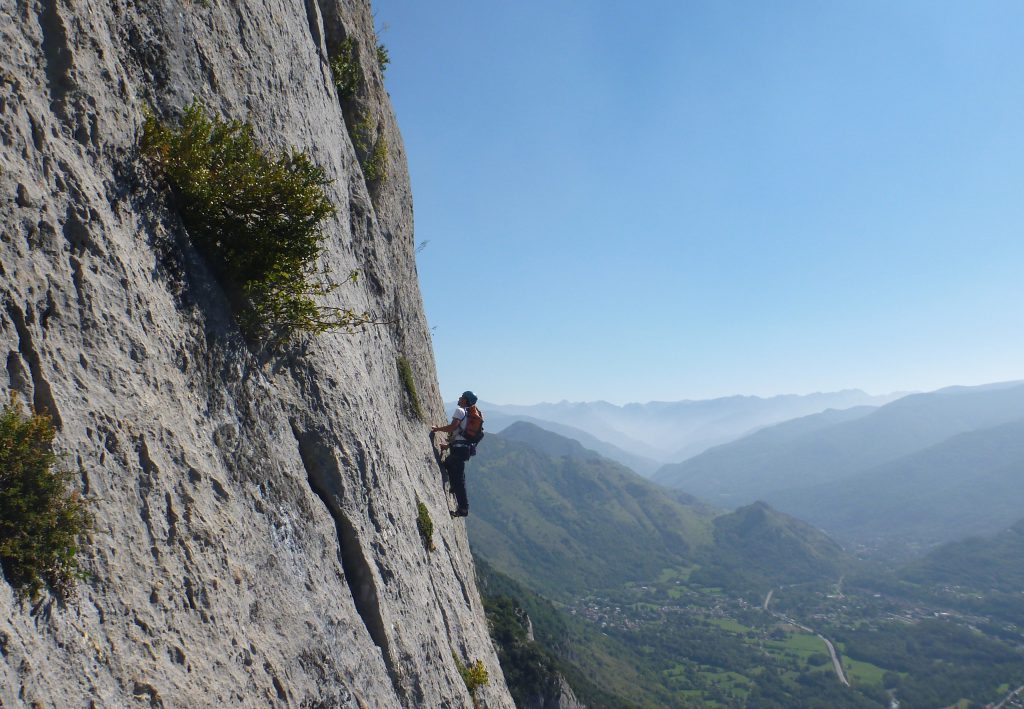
[761,587,849,688]
[992,684,1024,709]
[817,633,850,687]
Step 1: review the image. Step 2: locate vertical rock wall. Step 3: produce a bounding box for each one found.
[0,0,513,706]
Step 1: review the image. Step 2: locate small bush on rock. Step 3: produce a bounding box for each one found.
[0,398,91,599]
[141,101,377,342]
[352,115,388,185]
[330,37,362,100]
[325,40,389,190]
[364,133,388,184]
[453,653,489,702]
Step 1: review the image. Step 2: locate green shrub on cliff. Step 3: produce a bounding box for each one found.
[141,101,377,342]
[327,38,389,189]
[330,37,362,100]
[482,594,564,708]
[363,132,388,185]
[453,652,489,702]
[351,115,388,185]
[0,398,91,599]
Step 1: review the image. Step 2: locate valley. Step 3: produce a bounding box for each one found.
[468,413,1024,708]
[553,564,1024,708]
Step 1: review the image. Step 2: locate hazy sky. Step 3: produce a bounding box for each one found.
[372,0,1024,405]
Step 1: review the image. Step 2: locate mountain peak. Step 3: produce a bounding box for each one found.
[498,421,600,461]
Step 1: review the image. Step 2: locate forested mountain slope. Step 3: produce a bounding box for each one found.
[772,418,1024,547]
[655,382,1024,511]
[467,426,714,598]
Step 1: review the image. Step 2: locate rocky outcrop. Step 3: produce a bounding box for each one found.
[516,667,584,709]
[544,676,585,709]
[0,0,512,706]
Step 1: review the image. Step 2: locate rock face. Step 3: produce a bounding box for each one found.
[522,664,584,709]
[0,0,513,706]
[545,677,585,709]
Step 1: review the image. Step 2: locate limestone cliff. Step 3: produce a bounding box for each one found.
[0,0,513,706]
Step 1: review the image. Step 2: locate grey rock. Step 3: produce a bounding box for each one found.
[0,0,512,706]
[548,675,586,709]
[520,674,585,709]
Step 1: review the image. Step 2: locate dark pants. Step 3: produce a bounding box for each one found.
[444,445,472,511]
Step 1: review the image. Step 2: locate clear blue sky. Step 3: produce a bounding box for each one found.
[372,0,1024,405]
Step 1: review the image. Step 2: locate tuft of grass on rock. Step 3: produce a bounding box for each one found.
[140,101,379,343]
[416,500,434,551]
[0,397,91,600]
[397,356,424,421]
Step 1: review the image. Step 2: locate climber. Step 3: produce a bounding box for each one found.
[431,391,484,518]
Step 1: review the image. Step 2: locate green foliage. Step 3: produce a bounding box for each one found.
[326,37,388,189]
[692,501,848,598]
[141,101,377,342]
[415,500,434,551]
[467,433,712,599]
[853,523,1024,632]
[834,619,1024,706]
[364,134,388,184]
[329,37,361,100]
[475,555,636,709]
[452,653,489,700]
[483,593,565,708]
[352,115,388,184]
[469,426,1024,707]
[806,652,830,667]
[396,356,423,421]
[0,398,91,599]
[902,520,1024,592]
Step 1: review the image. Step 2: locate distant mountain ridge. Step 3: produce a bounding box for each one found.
[476,389,902,471]
[653,380,1024,549]
[483,411,661,475]
[774,417,1024,547]
[497,421,607,461]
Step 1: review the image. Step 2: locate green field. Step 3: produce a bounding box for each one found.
[703,670,753,696]
[780,632,827,655]
[658,565,698,582]
[842,656,887,687]
[710,617,750,634]
[765,630,830,667]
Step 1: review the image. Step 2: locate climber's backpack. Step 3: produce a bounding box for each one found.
[462,405,485,446]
